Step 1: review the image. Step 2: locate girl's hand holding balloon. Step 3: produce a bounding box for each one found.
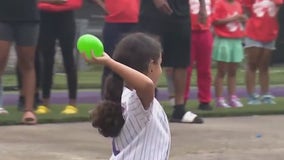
[82,51,112,65]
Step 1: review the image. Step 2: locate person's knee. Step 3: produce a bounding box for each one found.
[247,62,258,71]
[217,70,226,78]
[258,64,269,73]
[227,70,236,77]
[18,58,35,71]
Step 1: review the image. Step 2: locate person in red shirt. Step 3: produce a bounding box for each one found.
[93,0,140,97]
[243,0,283,105]
[212,0,247,108]
[35,0,82,114]
[184,0,215,110]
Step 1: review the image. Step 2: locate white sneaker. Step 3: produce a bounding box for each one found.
[0,107,8,114]
[216,97,231,108]
[229,95,244,108]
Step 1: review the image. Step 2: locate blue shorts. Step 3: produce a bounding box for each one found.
[243,37,275,50]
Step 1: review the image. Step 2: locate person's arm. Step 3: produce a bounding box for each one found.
[242,4,251,17]
[213,14,246,25]
[85,52,155,110]
[153,0,173,15]
[198,0,207,24]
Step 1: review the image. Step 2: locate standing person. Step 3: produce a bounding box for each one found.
[0,0,39,124]
[87,33,170,160]
[138,0,207,123]
[184,0,214,110]
[35,0,82,114]
[212,0,246,108]
[0,79,8,114]
[92,0,140,96]
[243,0,282,105]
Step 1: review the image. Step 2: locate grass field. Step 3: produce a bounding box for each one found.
[1,65,283,125]
[2,65,284,90]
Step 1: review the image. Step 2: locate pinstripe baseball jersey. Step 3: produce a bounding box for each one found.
[110,87,171,160]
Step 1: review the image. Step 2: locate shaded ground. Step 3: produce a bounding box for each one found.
[1,115,283,160]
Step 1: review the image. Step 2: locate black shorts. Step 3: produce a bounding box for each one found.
[138,17,191,68]
[0,21,39,46]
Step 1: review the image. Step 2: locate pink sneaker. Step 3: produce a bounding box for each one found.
[229,95,243,108]
[215,97,230,108]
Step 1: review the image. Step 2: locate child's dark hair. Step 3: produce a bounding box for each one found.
[90,32,162,137]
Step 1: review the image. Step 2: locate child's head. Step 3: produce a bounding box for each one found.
[90,32,162,137]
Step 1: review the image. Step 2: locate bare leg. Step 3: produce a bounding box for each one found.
[0,41,11,76]
[258,48,272,95]
[16,46,36,111]
[214,61,227,98]
[227,62,243,107]
[245,47,262,95]
[227,62,239,96]
[173,68,187,105]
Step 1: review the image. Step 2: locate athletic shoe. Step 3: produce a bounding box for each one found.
[215,97,230,108]
[35,105,50,114]
[261,94,276,104]
[228,95,243,108]
[247,93,261,105]
[61,105,78,114]
[0,107,8,114]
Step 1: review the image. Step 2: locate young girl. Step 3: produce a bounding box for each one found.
[212,0,246,108]
[86,33,170,159]
[243,0,283,105]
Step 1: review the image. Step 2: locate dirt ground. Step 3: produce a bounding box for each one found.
[0,115,283,160]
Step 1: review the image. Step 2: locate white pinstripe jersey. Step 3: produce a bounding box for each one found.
[110,87,171,160]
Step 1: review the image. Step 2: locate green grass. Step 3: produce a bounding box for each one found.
[1,65,283,125]
[1,98,284,126]
[2,65,284,89]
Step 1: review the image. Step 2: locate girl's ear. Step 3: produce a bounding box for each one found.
[148,59,155,73]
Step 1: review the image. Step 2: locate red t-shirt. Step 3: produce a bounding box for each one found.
[190,0,215,30]
[38,0,82,12]
[212,0,244,38]
[243,0,283,42]
[105,0,139,23]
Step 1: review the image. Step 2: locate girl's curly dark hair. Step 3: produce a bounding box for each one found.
[90,74,125,137]
[91,100,125,137]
